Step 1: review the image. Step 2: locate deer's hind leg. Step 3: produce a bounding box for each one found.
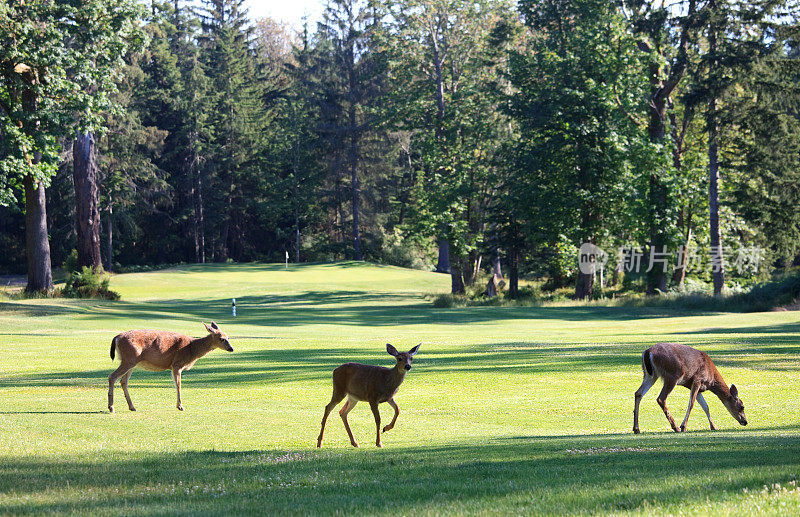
[696,392,718,430]
[656,377,680,432]
[679,383,701,432]
[370,401,382,448]
[317,387,346,448]
[633,374,656,434]
[340,396,359,448]
[108,361,136,413]
[121,369,136,411]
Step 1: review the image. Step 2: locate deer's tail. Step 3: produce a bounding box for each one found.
[110,336,117,360]
[641,348,654,377]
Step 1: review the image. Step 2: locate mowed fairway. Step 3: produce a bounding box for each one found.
[1,262,799,515]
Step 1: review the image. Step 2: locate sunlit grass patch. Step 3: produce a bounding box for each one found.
[0,262,798,514]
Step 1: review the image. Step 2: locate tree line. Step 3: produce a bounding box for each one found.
[2,0,799,299]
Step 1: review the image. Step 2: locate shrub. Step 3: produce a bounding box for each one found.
[432,294,468,308]
[63,267,120,300]
[371,228,436,270]
[621,270,800,312]
[63,250,79,274]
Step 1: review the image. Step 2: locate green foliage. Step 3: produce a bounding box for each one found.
[62,266,120,300]
[370,228,435,271]
[63,250,79,275]
[0,0,146,203]
[381,0,516,283]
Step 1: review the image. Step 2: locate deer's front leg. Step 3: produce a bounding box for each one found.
[172,368,184,411]
[383,398,399,433]
[656,378,679,432]
[680,384,700,432]
[369,401,382,447]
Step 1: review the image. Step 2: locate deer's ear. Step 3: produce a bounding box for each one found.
[210,321,220,330]
[386,344,399,356]
[408,344,421,356]
[730,384,738,398]
[203,322,213,333]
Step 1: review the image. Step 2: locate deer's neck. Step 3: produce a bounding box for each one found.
[709,378,731,402]
[387,365,408,391]
[188,335,216,360]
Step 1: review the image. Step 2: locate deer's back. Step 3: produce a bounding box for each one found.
[115,330,192,370]
[333,362,396,402]
[649,342,717,386]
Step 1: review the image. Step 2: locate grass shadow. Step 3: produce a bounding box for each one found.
[1,432,799,514]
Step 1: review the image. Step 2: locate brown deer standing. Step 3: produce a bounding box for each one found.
[108,322,233,413]
[633,342,747,434]
[317,344,421,448]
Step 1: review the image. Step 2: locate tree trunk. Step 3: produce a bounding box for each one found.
[24,175,54,293]
[508,249,519,297]
[292,105,302,264]
[492,252,502,278]
[350,138,361,261]
[708,4,724,297]
[73,131,103,271]
[575,264,595,300]
[611,262,621,286]
[189,139,204,264]
[470,254,482,285]
[106,206,113,271]
[462,252,479,286]
[639,3,695,295]
[708,101,725,295]
[672,226,691,289]
[450,259,465,294]
[435,238,450,273]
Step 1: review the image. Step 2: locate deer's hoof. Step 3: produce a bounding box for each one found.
[351,442,359,448]
[672,426,680,433]
[710,424,719,431]
[680,425,687,432]
[382,425,391,433]
[633,427,640,434]
[177,405,184,411]
[108,406,114,413]
[376,443,382,448]
[128,407,136,412]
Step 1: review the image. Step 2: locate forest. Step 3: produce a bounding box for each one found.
[2,0,800,300]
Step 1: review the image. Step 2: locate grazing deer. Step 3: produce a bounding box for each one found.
[633,342,747,434]
[108,322,233,413]
[317,343,421,448]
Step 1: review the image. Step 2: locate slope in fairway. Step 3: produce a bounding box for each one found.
[1,262,799,515]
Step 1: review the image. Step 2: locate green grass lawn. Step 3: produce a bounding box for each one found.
[1,261,799,515]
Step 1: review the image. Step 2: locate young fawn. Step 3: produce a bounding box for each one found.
[108,322,233,412]
[317,343,421,448]
[633,342,747,433]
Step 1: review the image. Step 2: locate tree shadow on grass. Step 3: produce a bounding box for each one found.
[1,291,701,327]
[1,432,798,515]
[0,411,106,415]
[2,339,797,390]
[0,342,651,389]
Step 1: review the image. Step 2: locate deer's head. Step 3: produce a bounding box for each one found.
[203,321,234,352]
[723,384,747,426]
[387,343,421,371]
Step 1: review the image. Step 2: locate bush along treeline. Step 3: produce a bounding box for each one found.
[2,0,800,303]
